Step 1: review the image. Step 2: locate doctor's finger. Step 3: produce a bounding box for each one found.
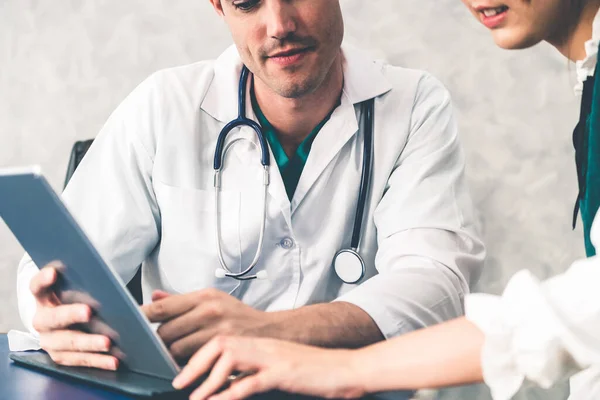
[32,303,91,332]
[142,296,197,323]
[157,308,210,346]
[47,350,119,371]
[169,329,218,363]
[40,330,112,353]
[152,290,171,301]
[30,267,59,304]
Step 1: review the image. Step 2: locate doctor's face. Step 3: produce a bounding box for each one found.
[461,0,577,49]
[210,0,344,99]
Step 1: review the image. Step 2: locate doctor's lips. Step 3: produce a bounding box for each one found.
[267,46,314,67]
[474,4,509,29]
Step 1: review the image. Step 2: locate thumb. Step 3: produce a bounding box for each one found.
[30,266,60,307]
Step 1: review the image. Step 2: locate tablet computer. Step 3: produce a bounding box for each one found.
[0,166,180,393]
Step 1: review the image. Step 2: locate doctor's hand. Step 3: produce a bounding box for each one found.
[30,264,119,370]
[172,336,363,400]
[142,289,275,364]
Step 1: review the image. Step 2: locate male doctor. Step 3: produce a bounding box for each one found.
[17,0,484,370]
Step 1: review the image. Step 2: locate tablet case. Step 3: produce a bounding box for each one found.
[9,351,380,400]
[0,168,180,380]
[9,351,190,399]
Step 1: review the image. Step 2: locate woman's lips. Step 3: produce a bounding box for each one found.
[478,6,509,29]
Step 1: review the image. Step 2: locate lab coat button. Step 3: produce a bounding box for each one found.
[279,237,295,249]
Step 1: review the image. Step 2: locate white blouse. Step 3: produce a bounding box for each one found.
[466,215,599,399]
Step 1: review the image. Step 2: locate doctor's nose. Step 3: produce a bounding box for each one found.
[263,0,298,40]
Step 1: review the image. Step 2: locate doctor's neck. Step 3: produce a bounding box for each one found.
[252,53,344,157]
[549,0,600,61]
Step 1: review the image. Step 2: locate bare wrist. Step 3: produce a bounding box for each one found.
[339,349,369,397]
[259,310,292,340]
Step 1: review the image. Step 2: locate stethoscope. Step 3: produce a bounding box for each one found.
[213,65,374,284]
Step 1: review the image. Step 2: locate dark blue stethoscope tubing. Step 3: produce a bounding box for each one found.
[213,64,374,262]
[214,118,269,170]
[350,98,374,250]
[213,66,270,171]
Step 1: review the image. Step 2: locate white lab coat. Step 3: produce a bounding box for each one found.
[466,215,600,400]
[16,45,484,341]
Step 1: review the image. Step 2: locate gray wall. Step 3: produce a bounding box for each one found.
[0,1,583,398]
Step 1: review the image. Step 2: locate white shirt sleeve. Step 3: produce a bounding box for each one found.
[16,74,162,334]
[465,217,600,400]
[336,74,485,338]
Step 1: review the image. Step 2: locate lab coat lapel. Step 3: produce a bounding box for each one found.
[201,46,291,222]
[199,45,261,181]
[291,44,392,214]
[291,95,358,213]
[201,45,242,124]
[225,124,291,225]
[242,103,292,223]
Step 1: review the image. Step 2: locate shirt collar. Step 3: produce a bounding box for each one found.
[201,43,393,123]
[575,8,600,95]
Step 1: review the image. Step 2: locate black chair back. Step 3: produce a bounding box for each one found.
[64,140,143,305]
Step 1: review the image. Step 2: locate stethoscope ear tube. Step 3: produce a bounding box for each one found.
[332,98,374,285]
[214,164,269,281]
[213,66,270,170]
[350,98,374,251]
[213,65,271,281]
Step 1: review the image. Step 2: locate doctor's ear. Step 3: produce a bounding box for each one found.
[208,0,225,17]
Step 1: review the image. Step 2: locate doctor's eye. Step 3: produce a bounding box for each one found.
[232,0,260,12]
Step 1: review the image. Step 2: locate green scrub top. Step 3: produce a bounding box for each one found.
[575,43,600,257]
[251,89,336,201]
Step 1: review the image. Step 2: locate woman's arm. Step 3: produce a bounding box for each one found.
[355,317,484,393]
[172,316,485,400]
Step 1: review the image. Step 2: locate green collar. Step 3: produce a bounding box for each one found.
[251,88,335,200]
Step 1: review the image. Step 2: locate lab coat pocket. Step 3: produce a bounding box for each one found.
[154,181,241,295]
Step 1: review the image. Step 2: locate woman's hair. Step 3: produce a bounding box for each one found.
[563,0,594,60]
[567,0,588,31]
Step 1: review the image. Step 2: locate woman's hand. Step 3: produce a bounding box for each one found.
[172,336,365,400]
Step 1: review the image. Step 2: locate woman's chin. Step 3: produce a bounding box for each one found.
[491,29,542,50]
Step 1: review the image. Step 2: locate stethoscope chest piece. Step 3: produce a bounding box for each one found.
[333,249,365,284]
